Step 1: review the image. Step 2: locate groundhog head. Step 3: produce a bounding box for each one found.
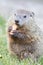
[8,9,35,39]
[14,9,34,26]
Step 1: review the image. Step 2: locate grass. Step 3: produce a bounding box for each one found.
[0,16,43,65]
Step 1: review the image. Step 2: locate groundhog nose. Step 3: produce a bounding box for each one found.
[15,20,19,24]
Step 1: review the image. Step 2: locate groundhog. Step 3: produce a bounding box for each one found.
[6,9,43,61]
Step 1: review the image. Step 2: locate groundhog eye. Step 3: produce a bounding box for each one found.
[23,15,26,18]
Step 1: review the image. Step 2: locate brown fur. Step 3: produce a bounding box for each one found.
[7,23,37,60]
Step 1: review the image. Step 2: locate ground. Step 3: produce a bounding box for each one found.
[0,16,43,65]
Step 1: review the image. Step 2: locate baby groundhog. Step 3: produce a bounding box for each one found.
[7,9,43,61]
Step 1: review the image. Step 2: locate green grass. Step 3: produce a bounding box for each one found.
[0,16,43,65]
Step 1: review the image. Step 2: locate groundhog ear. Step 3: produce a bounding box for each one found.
[32,12,35,16]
